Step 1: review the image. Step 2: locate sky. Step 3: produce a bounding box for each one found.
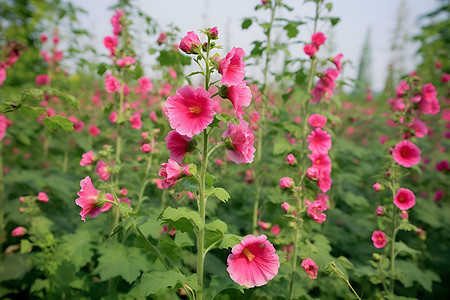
[77,0,440,92]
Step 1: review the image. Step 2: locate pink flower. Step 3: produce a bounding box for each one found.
[12,226,26,237]
[149,111,157,122]
[158,159,190,189]
[129,112,142,130]
[179,31,201,54]
[35,74,50,85]
[168,69,177,79]
[373,182,381,192]
[317,168,332,193]
[88,125,100,137]
[137,76,153,93]
[141,143,152,153]
[219,47,246,85]
[120,188,128,196]
[394,188,416,210]
[309,152,331,170]
[301,258,318,279]
[103,35,118,50]
[306,167,319,181]
[435,190,444,202]
[157,32,167,44]
[271,224,281,235]
[286,154,296,165]
[0,67,6,87]
[223,81,252,119]
[379,136,388,145]
[281,202,290,212]
[227,234,280,288]
[105,75,121,93]
[40,34,48,42]
[372,230,387,248]
[442,73,450,83]
[95,160,111,181]
[307,128,332,153]
[166,130,192,163]
[116,56,136,67]
[311,32,326,46]
[392,140,421,168]
[303,44,318,57]
[223,121,255,164]
[308,114,327,128]
[37,192,49,203]
[436,160,449,172]
[257,221,270,230]
[75,176,110,221]
[409,118,428,138]
[279,177,294,189]
[0,114,9,140]
[332,53,343,71]
[375,206,383,216]
[306,199,329,223]
[208,26,219,39]
[395,81,410,97]
[165,85,216,137]
[400,211,409,219]
[109,111,118,123]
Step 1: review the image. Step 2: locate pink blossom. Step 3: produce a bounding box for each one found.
[75,176,110,221]
[373,182,381,192]
[306,199,329,223]
[409,118,428,138]
[88,125,100,137]
[223,81,252,119]
[332,53,343,71]
[309,152,331,170]
[157,32,167,44]
[435,61,442,69]
[317,168,332,193]
[375,206,383,216]
[400,211,409,219]
[418,97,440,115]
[286,154,296,165]
[306,167,319,181]
[311,32,326,46]
[379,136,388,145]
[141,143,152,153]
[308,114,327,128]
[100,193,115,212]
[208,26,219,39]
[392,140,421,168]
[37,192,49,203]
[158,159,190,189]
[116,56,136,67]
[111,9,124,35]
[95,160,111,181]
[35,74,50,85]
[301,258,318,279]
[257,221,270,230]
[219,47,246,85]
[271,224,281,235]
[109,111,118,123]
[105,75,121,93]
[12,226,25,237]
[435,190,444,202]
[0,67,6,87]
[303,44,318,57]
[136,77,153,93]
[103,35,118,50]
[372,230,387,248]
[166,130,192,163]
[223,121,255,164]
[279,177,293,189]
[227,234,280,288]
[0,114,9,140]
[436,160,449,172]
[165,85,216,137]
[443,73,450,83]
[179,31,201,54]
[120,189,128,196]
[129,112,142,130]
[307,128,332,153]
[281,202,290,212]
[395,81,410,98]
[168,69,177,79]
[40,34,48,42]
[394,188,416,210]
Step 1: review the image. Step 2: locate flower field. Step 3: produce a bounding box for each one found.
[0,0,449,299]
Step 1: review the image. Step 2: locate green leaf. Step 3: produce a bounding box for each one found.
[206,274,245,299]
[218,234,242,249]
[241,18,253,29]
[395,242,420,256]
[325,3,333,12]
[42,115,74,132]
[118,201,133,217]
[20,239,32,253]
[97,62,108,75]
[214,188,230,203]
[284,22,299,38]
[174,232,195,248]
[330,17,340,26]
[273,137,292,155]
[19,106,46,118]
[135,270,190,297]
[94,241,152,284]
[205,172,219,187]
[60,228,96,268]
[159,206,201,233]
[397,222,418,232]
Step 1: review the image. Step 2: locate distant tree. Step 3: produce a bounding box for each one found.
[355,27,372,95]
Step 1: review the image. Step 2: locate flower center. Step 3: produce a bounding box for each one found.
[189,106,201,114]
[399,196,405,203]
[315,159,321,165]
[401,150,407,157]
[243,247,255,261]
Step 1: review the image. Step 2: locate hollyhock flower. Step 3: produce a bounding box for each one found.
[96,160,111,181]
[257,221,270,230]
[317,168,332,193]
[227,234,280,288]
[129,112,142,130]
[307,128,332,153]
[136,76,153,93]
[400,211,409,219]
[141,143,151,153]
[165,85,216,137]
[442,73,450,83]
[372,231,387,248]
[35,74,50,85]
[303,44,318,57]
[281,202,290,212]
[312,32,326,46]
[0,67,6,87]
[75,176,111,221]
[418,97,440,115]
[373,182,381,192]
[375,206,383,216]
[279,177,293,189]
[223,121,255,164]
[271,224,281,235]
[306,199,329,223]
[68,116,84,132]
[0,114,9,140]
[219,47,246,85]
[435,61,442,69]
[105,75,121,93]
[109,111,118,123]
[222,81,252,119]
[179,31,201,54]
[88,125,100,137]
[409,118,428,138]
[435,160,449,172]
[120,189,128,196]
[158,159,190,189]
[332,53,343,71]
[286,154,296,165]
[116,56,136,67]
[301,258,318,279]
[157,32,167,44]
[306,167,319,181]
[395,81,410,97]
[379,136,388,145]
[394,188,416,210]
[40,34,48,42]
[308,114,327,128]
[37,192,49,203]
[309,152,331,170]
[149,111,157,122]
[12,226,25,237]
[166,130,193,163]
[100,193,115,212]
[168,68,177,79]
[387,97,405,112]
[422,83,437,102]
[103,35,119,50]
[392,140,421,168]
[435,190,444,202]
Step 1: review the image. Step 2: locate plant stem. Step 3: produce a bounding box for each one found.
[136,155,153,212]
[390,205,398,295]
[0,143,4,246]
[288,198,302,300]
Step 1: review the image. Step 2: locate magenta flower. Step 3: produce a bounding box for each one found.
[308,114,327,128]
[257,221,270,230]
[222,121,255,164]
[116,56,136,67]
[286,153,296,165]
[137,76,153,93]
[279,177,294,189]
[281,202,290,212]
[165,85,216,137]
[271,224,281,235]
[307,128,332,153]
[436,160,449,172]
[105,75,121,93]
[372,230,387,248]
[95,160,111,181]
[332,53,343,71]
[109,111,118,123]
[409,118,428,138]
[208,27,219,39]
[373,182,381,192]
[224,81,252,119]
[219,47,246,85]
[37,192,49,203]
[157,32,167,44]
[35,74,50,86]
[75,176,110,222]
[435,190,444,202]
[0,114,9,141]
[375,206,383,216]
[227,234,280,288]
[140,143,152,153]
[311,32,326,46]
[317,168,332,193]
[129,111,142,130]
[392,140,421,168]
[158,159,190,189]
[394,188,416,210]
[309,152,331,170]
[166,130,192,164]
[0,67,6,87]
[179,31,201,54]
[301,258,318,279]
[103,35,118,50]
[303,44,318,57]
[306,199,329,223]
[400,211,409,219]
[88,125,100,137]
[12,226,26,237]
